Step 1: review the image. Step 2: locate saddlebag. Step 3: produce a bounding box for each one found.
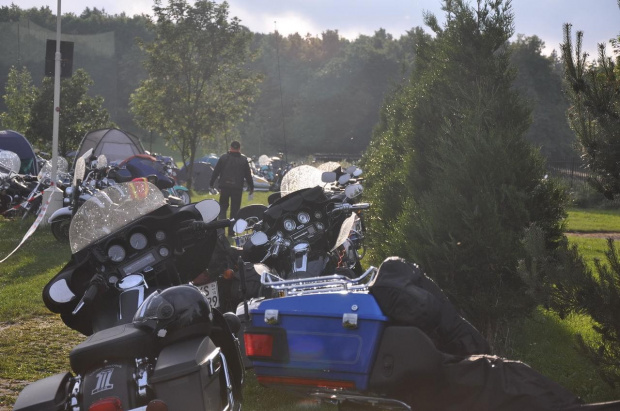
[369,256,491,356]
[245,292,388,391]
[150,336,223,410]
[13,372,72,411]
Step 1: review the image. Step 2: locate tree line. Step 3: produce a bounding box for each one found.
[0,1,576,162]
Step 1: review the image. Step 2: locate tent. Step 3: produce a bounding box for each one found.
[0,130,39,175]
[177,161,214,192]
[74,128,145,167]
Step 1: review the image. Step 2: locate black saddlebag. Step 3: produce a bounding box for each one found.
[150,336,223,410]
[369,256,490,356]
[13,372,72,411]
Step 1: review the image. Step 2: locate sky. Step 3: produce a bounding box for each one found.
[7,0,620,57]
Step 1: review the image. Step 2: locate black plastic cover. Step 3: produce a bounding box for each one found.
[369,256,490,356]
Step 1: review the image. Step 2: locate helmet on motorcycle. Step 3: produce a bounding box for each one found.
[133,285,213,344]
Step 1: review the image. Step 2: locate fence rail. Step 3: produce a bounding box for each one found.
[546,158,594,190]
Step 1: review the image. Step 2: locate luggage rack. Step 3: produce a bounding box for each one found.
[258,266,377,297]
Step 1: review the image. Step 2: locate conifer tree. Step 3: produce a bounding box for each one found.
[363,0,566,341]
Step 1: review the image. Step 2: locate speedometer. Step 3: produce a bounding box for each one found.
[130,232,148,250]
[107,244,126,263]
[283,218,296,231]
[297,212,310,224]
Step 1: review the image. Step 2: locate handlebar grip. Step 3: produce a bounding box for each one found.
[193,219,232,231]
[82,283,99,305]
[353,203,371,210]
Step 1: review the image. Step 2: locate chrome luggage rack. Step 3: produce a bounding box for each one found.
[258,266,377,297]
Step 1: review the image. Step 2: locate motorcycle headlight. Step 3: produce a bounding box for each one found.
[65,187,73,196]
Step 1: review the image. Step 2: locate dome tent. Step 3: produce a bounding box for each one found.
[0,130,39,175]
[74,128,145,167]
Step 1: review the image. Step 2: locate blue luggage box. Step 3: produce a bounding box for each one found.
[247,292,388,391]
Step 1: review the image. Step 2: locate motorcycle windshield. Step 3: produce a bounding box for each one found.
[38,157,69,181]
[0,150,21,176]
[69,181,167,254]
[280,165,323,195]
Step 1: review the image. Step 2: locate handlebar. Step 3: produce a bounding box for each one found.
[328,202,370,214]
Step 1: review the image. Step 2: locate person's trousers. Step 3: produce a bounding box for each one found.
[218,187,243,233]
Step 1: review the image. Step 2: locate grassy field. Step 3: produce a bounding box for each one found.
[1,200,619,408]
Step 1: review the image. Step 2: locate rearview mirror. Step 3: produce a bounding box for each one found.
[321,172,337,183]
[233,219,248,234]
[195,199,220,223]
[338,173,351,185]
[250,231,269,246]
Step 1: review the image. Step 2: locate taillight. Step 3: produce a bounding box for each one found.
[244,333,274,357]
[146,399,168,411]
[244,327,289,362]
[88,397,123,411]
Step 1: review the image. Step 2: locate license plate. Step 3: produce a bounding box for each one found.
[197,281,220,308]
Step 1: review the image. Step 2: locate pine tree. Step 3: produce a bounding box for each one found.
[363,0,567,342]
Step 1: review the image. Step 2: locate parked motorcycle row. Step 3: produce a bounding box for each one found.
[1,147,193,244]
[10,159,620,410]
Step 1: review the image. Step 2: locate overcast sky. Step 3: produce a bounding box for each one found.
[8,0,620,56]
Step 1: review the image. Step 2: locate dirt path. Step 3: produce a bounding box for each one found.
[565,231,620,239]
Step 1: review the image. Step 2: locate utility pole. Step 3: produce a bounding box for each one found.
[275,21,288,164]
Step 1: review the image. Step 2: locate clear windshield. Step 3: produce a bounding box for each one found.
[316,162,341,172]
[69,181,167,253]
[38,157,69,182]
[0,150,21,176]
[280,165,323,195]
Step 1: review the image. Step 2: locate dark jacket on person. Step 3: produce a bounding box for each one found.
[210,151,254,191]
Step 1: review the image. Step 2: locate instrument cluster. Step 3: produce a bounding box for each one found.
[103,227,171,275]
[279,209,326,243]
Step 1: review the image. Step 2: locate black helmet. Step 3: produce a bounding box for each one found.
[133,285,213,344]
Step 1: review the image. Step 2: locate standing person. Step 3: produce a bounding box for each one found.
[210,141,254,232]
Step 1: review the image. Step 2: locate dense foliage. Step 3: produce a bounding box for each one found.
[28,69,114,155]
[0,3,575,160]
[0,66,36,133]
[130,0,260,188]
[362,0,567,343]
[561,24,620,199]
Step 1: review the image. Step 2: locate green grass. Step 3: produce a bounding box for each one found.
[1,203,620,408]
[565,207,620,232]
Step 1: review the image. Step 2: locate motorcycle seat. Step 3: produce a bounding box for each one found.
[70,323,158,374]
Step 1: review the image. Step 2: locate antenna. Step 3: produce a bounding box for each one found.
[275,21,288,164]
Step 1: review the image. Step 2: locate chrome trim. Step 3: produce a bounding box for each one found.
[260,266,377,297]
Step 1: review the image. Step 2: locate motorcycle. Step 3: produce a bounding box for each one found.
[236,163,369,281]
[242,256,620,411]
[49,152,111,242]
[13,180,244,411]
[109,154,191,205]
[4,156,71,221]
[0,150,37,216]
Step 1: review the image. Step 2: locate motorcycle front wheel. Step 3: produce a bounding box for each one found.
[51,215,71,243]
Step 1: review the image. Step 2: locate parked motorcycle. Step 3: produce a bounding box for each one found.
[49,152,111,242]
[237,164,369,281]
[241,256,620,411]
[5,156,71,220]
[0,150,37,216]
[13,180,244,411]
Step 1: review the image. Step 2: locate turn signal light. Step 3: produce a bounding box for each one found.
[88,397,123,411]
[244,333,274,357]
